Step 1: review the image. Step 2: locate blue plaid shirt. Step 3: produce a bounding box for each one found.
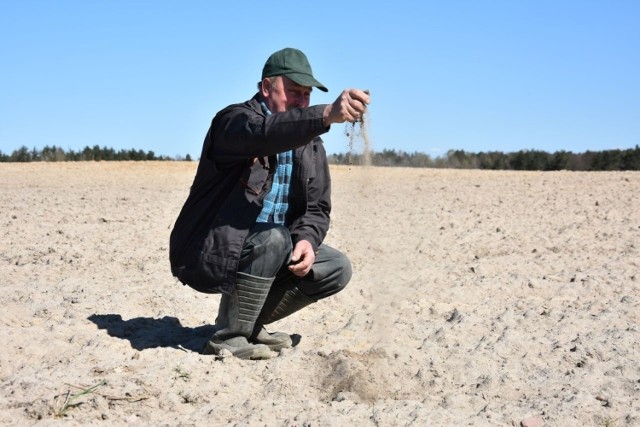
[256,101,293,225]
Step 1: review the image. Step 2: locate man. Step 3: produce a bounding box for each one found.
[170,47,370,360]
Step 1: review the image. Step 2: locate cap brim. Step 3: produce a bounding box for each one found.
[285,72,328,92]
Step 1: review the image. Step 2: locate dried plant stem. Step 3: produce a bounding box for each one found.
[53,380,107,417]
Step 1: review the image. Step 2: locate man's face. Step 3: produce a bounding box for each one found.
[261,75,312,113]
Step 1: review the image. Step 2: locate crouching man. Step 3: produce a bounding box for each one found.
[169,47,370,360]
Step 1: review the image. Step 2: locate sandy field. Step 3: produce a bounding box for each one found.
[0,161,638,426]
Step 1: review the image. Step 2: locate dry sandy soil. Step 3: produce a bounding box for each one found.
[1,162,638,426]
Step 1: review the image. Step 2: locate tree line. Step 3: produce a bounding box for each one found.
[0,145,192,162]
[329,146,640,171]
[2,144,639,171]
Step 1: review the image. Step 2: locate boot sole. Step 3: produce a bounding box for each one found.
[203,342,273,360]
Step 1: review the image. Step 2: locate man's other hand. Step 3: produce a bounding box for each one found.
[288,240,315,277]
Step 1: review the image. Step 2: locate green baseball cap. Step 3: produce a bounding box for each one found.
[261,48,328,92]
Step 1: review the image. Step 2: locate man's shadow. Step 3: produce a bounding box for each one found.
[88,314,215,353]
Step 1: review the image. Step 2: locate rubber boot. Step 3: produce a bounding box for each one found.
[202,273,273,360]
[251,285,316,350]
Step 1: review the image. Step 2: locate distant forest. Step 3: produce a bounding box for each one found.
[0,145,191,162]
[2,144,640,171]
[330,146,640,171]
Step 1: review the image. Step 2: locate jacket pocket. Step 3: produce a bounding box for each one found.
[240,158,269,196]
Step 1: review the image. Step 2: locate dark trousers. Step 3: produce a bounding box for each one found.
[238,222,351,301]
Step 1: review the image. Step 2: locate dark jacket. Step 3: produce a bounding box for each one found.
[170,94,332,294]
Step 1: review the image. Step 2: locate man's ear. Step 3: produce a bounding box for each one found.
[260,77,271,98]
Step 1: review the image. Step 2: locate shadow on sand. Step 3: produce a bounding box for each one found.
[88,314,215,353]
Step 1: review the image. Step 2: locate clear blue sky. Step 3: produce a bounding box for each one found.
[1,1,638,159]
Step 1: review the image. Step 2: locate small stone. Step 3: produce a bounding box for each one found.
[216,349,232,359]
[446,308,462,323]
[521,415,545,427]
[334,392,349,402]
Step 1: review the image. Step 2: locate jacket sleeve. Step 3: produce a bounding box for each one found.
[208,98,329,168]
[288,140,331,251]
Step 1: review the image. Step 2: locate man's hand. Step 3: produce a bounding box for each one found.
[323,89,370,127]
[288,240,315,277]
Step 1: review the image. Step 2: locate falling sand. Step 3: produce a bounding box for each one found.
[346,91,372,167]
